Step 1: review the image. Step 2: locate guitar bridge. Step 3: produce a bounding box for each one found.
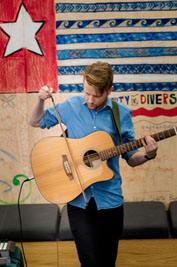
[62,155,73,180]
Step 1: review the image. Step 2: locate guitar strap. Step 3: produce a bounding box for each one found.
[111,99,122,144]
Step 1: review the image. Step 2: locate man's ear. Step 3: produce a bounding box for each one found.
[108,86,113,95]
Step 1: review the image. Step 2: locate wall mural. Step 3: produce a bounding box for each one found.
[0,0,177,206]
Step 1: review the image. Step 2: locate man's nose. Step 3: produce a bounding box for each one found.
[88,95,94,103]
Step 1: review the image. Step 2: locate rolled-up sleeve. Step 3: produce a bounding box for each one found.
[39,106,59,129]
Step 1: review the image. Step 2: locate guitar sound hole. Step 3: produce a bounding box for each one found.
[83,150,101,168]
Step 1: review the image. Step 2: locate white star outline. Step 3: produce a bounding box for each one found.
[0,3,45,57]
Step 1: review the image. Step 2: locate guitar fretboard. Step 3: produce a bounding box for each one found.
[99,126,177,161]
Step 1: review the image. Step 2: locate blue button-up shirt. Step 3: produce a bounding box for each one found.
[39,96,138,210]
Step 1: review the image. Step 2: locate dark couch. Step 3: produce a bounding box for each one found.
[0,203,60,242]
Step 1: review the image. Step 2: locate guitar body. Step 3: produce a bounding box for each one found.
[31,131,114,204]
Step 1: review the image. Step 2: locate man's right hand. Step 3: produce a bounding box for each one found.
[39,85,53,100]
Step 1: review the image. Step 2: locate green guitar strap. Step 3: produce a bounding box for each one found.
[111,99,122,144]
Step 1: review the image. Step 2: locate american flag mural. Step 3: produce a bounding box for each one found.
[0,0,58,93]
[55,0,177,117]
[0,0,177,110]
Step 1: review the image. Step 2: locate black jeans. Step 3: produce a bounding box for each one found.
[67,198,124,267]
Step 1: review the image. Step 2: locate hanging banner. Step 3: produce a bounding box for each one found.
[0,0,58,93]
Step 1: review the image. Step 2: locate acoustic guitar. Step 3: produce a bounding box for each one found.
[31,127,177,204]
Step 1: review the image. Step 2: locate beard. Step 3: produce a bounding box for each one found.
[87,103,97,110]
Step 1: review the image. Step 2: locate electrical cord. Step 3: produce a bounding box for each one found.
[17,176,60,267]
[17,176,35,267]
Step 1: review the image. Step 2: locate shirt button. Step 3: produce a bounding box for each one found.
[93,126,96,129]
[91,186,93,189]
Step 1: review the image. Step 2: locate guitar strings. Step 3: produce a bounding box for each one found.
[83,148,118,163]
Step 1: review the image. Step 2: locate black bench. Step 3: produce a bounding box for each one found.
[0,203,60,241]
[121,201,169,239]
[168,201,177,238]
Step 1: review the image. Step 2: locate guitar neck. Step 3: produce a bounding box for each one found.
[99,126,177,161]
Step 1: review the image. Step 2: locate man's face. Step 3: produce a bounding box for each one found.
[83,79,112,111]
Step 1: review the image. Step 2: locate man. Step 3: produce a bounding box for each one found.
[29,61,158,267]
